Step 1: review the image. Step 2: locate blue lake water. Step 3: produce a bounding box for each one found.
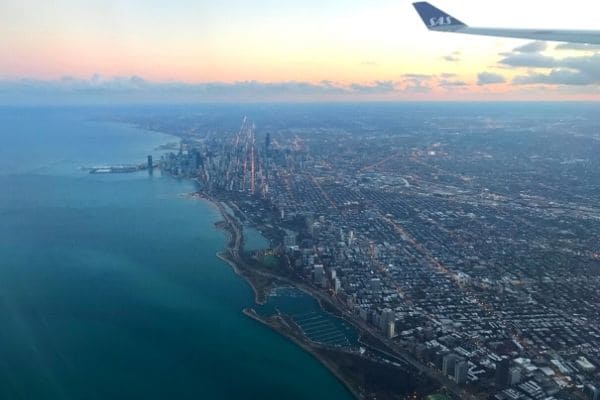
[244,226,270,252]
[0,107,353,399]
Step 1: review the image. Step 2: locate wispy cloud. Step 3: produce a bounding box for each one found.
[513,69,596,86]
[439,79,468,88]
[399,74,433,93]
[512,41,547,53]
[555,43,600,51]
[499,53,556,68]
[350,80,395,94]
[442,51,462,63]
[477,72,506,86]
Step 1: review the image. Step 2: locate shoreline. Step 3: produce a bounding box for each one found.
[196,191,367,398]
[215,251,269,305]
[243,308,364,400]
[192,190,439,400]
[196,191,278,305]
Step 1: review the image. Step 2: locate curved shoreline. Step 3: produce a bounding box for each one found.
[197,193,365,398]
[243,308,363,400]
[215,250,269,305]
[190,190,439,400]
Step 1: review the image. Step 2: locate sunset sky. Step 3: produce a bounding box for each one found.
[1,0,600,103]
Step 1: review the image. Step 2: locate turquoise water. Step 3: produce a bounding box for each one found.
[0,107,353,399]
[244,226,270,252]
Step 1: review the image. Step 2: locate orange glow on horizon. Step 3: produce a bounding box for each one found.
[1,0,599,101]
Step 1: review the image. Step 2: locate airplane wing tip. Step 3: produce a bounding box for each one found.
[412,2,600,45]
[412,1,467,31]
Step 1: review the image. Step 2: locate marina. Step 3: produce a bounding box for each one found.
[257,287,359,348]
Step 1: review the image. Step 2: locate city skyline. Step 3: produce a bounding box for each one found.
[2,0,600,102]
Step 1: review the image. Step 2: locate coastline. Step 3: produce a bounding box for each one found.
[243,307,364,400]
[196,191,366,398]
[192,190,439,400]
[215,251,269,305]
[191,191,278,305]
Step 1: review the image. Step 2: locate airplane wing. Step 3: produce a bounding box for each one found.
[412,2,600,45]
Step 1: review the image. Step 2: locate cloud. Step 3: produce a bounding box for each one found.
[201,80,349,96]
[560,54,600,76]
[0,77,350,99]
[0,75,424,104]
[402,73,433,80]
[495,41,600,86]
[442,51,462,62]
[496,42,553,68]
[499,53,556,68]
[349,80,395,94]
[511,54,600,86]
[513,41,547,53]
[477,72,506,85]
[513,69,596,86]
[4,75,153,93]
[439,79,468,88]
[555,43,600,51]
[400,74,433,93]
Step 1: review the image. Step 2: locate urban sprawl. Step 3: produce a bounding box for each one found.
[133,107,600,400]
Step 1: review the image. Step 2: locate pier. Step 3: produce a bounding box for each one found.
[83,155,157,174]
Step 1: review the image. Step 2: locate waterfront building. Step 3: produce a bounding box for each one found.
[443,353,460,377]
[454,359,468,385]
[386,320,396,339]
[313,264,325,287]
[495,358,510,387]
[509,367,522,386]
[585,384,600,400]
[334,277,341,293]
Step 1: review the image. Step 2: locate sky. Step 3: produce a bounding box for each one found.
[1,0,600,103]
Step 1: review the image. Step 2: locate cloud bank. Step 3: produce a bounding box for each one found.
[0,77,386,104]
[0,74,476,104]
[497,42,600,86]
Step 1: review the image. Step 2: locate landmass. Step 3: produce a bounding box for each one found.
[116,105,600,400]
[196,190,442,399]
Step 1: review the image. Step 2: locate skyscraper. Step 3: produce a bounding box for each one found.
[454,359,468,385]
[585,384,600,400]
[495,358,510,387]
[509,367,522,386]
[443,353,460,377]
[386,320,396,339]
[147,155,153,174]
[193,150,202,170]
[265,132,271,154]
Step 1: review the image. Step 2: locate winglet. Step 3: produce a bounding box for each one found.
[413,2,467,31]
